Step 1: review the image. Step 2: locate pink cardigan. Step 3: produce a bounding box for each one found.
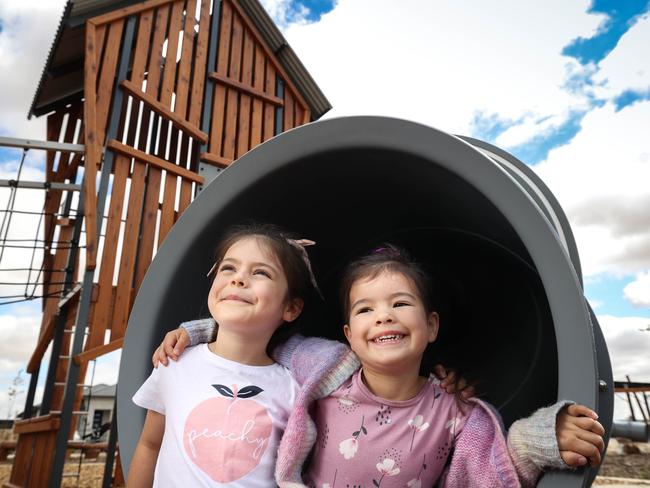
[183,320,570,487]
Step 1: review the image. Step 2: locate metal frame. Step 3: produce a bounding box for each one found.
[0,180,81,191]
[0,136,84,153]
[197,0,224,193]
[274,76,284,136]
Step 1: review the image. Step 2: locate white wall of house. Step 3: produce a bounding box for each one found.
[76,395,114,441]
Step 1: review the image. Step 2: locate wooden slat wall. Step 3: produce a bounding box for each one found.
[202,0,311,167]
[82,0,314,349]
[85,0,212,346]
[8,415,60,487]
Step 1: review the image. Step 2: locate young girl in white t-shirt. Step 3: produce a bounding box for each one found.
[128,223,323,487]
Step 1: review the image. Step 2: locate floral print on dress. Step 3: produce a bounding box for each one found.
[446,414,461,438]
[373,458,400,486]
[430,382,441,408]
[379,447,402,470]
[338,415,367,459]
[435,440,451,461]
[407,414,429,451]
[338,437,359,460]
[320,423,330,449]
[337,383,359,414]
[375,405,392,426]
[406,454,427,487]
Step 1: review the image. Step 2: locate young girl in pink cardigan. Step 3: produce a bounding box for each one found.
[155,244,604,487]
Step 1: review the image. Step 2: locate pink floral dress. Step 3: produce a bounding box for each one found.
[306,370,471,488]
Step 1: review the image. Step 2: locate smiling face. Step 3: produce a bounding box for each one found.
[343,270,439,376]
[207,237,302,337]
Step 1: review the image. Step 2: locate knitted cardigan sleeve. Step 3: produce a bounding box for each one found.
[180,318,217,345]
[439,399,572,488]
[506,400,573,486]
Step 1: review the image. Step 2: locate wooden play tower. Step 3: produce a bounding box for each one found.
[3,0,329,486]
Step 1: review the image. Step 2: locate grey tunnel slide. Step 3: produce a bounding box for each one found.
[118,116,613,487]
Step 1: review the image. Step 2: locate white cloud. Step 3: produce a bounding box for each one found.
[593,13,650,98]
[0,0,66,137]
[85,350,121,387]
[282,0,602,135]
[259,0,312,28]
[0,313,41,366]
[495,112,571,148]
[0,311,41,417]
[534,100,650,276]
[624,271,650,308]
[599,314,650,383]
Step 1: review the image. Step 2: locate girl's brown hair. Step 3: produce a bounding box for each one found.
[212,222,321,352]
[339,243,434,320]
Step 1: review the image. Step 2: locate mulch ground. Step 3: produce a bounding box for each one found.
[0,461,106,487]
[599,453,650,481]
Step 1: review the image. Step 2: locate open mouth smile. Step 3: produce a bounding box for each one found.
[371,334,405,344]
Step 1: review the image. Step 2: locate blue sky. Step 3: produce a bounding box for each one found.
[1,0,649,421]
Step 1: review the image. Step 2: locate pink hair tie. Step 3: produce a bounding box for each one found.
[286,238,323,298]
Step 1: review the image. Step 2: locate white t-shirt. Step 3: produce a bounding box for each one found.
[133,343,299,487]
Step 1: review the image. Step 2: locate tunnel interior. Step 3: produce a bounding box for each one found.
[147,147,558,426]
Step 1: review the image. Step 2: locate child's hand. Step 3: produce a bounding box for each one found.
[152,328,190,367]
[433,364,476,399]
[556,404,605,467]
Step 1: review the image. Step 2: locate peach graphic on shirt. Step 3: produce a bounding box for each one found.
[183,383,272,483]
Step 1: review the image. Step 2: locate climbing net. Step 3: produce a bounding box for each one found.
[0,140,84,306]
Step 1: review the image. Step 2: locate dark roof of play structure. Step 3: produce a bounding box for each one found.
[29,0,331,120]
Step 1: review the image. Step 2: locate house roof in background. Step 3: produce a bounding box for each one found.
[29,0,331,119]
[86,383,116,398]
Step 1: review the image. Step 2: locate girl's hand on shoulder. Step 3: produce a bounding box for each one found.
[152,328,190,367]
[433,364,476,399]
[556,404,605,467]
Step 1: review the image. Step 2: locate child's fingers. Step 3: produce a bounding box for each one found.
[157,345,169,366]
[571,416,605,436]
[559,434,603,466]
[441,371,456,390]
[560,450,588,467]
[151,346,167,367]
[575,429,605,458]
[151,347,160,368]
[163,338,177,360]
[566,403,598,420]
[433,364,448,380]
[174,330,190,356]
[461,385,476,399]
[558,424,605,452]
